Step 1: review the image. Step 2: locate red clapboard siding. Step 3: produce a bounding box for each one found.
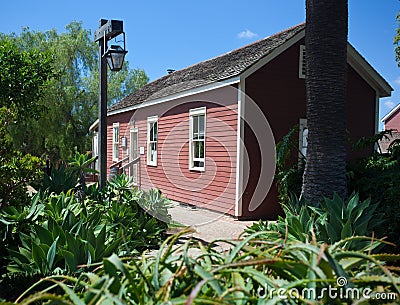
[107,85,239,215]
[385,107,400,131]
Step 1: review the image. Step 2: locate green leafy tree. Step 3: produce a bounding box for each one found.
[0,39,53,119]
[395,11,400,66]
[0,109,44,208]
[2,22,148,163]
[0,40,53,208]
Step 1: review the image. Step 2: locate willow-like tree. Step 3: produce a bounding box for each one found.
[301,0,348,203]
[395,12,400,66]
[1,22,148,163]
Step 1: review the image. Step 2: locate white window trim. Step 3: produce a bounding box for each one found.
[299,118,308,161]
[147,116,158,166]
[92,132,98,157]
[112,123,120,162]
[189,107,206,171]
[299,45,306,79]
[130,127,139,160]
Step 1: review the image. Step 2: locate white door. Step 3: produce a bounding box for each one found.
[130,128,139,184]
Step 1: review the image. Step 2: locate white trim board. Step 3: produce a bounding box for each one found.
[381,103,400,122]
[89,119,99,132]
[235,76,245,217]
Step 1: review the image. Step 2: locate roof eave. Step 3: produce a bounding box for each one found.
[89,119,99,132]
[347,44,393,98]
[381,103,400,122]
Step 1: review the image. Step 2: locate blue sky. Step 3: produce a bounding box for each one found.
[0,1,399,129]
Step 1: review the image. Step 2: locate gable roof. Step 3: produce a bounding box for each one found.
[107,23,392,115]
[108,23,305,113]
[381,103,400,123]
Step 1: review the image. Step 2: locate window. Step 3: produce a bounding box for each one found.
[147,116,158,166]
[299,118,308,158]
[112,123,120,161]
[92,132,98,157]
[299,45,306,79]
[189,107,206,171]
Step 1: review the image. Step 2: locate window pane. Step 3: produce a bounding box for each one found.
[193,116,198,134]
[154,122,158,140]
[194,160,204,168]
[198,140,204,158]
[302,128,308,147]
[114,143,119,159]
[193,140,205,159]
[199,115,205,138]
[150,142,157,162]
[149,125,153,141]
[114,127,119,142]
[149,123,154,141]
[194,141,199,158]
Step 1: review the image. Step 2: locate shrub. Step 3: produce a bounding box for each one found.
[0,108,44,209]
[0,174,171,301]
[276,128,400,252]
[41,164,77,194]
[275,125,304,206]
[11,229,400,304]
[245,193,385,251]
[347,153,400,253]
[41,151,97,198]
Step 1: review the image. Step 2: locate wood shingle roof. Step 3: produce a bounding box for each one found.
[108,23,305,112]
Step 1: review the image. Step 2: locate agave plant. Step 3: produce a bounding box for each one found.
[246,193,385,251]
[13,228,400,305]
[42,164,77,194]
[6,192,121,275]
[68,151,98,201]
[2,182,171,279]
[315,193,383,249]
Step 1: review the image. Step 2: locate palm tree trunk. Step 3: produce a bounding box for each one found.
[302,0,348,204]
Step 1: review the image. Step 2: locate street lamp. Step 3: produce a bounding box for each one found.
[105,44,127,72]
[94,19,127,189]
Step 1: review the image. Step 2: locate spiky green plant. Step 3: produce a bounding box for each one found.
[11,228,400,305]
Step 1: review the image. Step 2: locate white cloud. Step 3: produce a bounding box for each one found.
[394,76,400,86]
[237,29,258,39]
[384,100,395,109]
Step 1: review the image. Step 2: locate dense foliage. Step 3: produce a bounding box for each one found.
[347,153,400,253]
[0,39,54,119]
[6,228,400,304]
[275,125,304,206]
[0,110,43,208]
[395,11,400,67]
[1,22,149,163]
[275,128,400,252]
[246,193,385,251]
[0,173,170,301]
[0,38,54,209]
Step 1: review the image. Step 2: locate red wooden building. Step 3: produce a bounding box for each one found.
[382,103,400,131]
[380,103,400,153]
[90,24,392,219]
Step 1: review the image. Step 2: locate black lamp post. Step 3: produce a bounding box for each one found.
[94,19,127,189]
